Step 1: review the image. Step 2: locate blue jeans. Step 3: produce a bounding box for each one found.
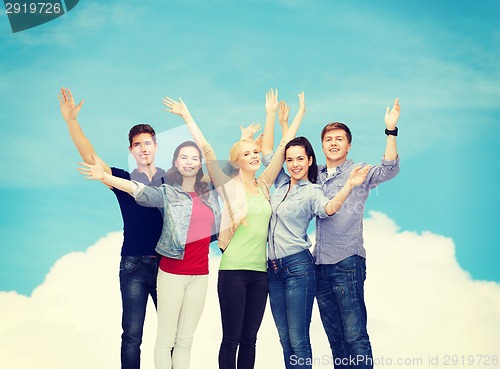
[316,255,373,369]
[119,256,160,369]
[268,249,316,369]
[218,270,269,369]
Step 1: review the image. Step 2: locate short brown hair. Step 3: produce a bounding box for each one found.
[321,122,352,144]
[128,124,156,146]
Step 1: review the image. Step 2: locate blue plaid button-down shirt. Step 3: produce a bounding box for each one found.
[314,156,400,264]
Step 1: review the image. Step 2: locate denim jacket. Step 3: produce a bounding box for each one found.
[132,181,221,260]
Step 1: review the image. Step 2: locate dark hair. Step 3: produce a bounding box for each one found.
[284,136,318,184]
[128,124,157,146]
[165,141,209,197]
[320,122,352,144]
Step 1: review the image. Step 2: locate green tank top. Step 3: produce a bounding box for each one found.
[219,188,271,271]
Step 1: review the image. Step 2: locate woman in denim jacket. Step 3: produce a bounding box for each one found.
[162,90,305,369]
[79,140,220,369]
[264,103,371,369]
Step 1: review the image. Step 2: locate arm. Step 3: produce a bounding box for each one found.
[240,123,261,140]
[78,157,166,207]
[78,156,136,193]
[383,98,400,161]
[162,97,231,192]
[325,165,371,215]
[261,88,279,156]
[277,100,290,138]
[258,92,306,186]
[58,87,111,175]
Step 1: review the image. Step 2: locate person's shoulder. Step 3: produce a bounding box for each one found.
[111,167,130,179]
[155,167,166,175]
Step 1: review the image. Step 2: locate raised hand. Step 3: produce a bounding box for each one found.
[254,133,264,152]
[265,88,279,114]
[347,165,371,187]
[240,123,262,140]
[385,98,400,130]
[297,91,305,113]
[278,100,290,136]
[163,96,190,118]
[78,155,105,181]
[58,87,84,122]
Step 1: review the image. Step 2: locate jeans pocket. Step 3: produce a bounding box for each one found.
[120,257,141,274]
[334,255,358,273]
[285,260,312,277]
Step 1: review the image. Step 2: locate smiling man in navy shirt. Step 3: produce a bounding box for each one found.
[59,87,164,369]
[314,99,401,369]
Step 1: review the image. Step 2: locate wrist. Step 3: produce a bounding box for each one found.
[344,181,355,191]
[385,127,398,136]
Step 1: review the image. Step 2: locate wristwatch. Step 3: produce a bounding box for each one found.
[385,127,398,136]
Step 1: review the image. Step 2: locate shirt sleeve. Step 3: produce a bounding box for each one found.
[133,182,166,208]
[310,186,330,219]
[261,152,273,167]
[258,139,286,187]
[365,155,400,189]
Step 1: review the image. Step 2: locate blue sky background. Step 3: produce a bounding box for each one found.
[0,0,499,295]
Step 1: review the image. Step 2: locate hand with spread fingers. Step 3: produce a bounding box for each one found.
[58,87,85,122]
[265,88,279,114]
[78,154,105,181]
[347,165,372,187]
[240,122,262,140]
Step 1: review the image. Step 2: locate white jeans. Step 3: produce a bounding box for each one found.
[154,270,209,369]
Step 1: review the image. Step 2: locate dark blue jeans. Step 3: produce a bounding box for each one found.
[316,255,373,369]
[119,256,160,369]
[268,249,316,369]
[217,270,268,369]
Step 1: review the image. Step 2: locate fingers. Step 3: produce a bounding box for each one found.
[162,96,176,106]
[251,122,262,131]
[78,161,91,168]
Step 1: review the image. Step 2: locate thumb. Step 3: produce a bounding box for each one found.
[77,99,85,109]
[386,106,390,115]
[179,97,184,103]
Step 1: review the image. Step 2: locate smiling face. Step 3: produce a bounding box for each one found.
[285,145,313,184]
[174,146,202,178]
[233,140,261,173]
[128,133,158,168]
[322,128,351,167]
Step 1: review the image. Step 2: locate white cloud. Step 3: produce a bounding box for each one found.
[1,212,499,369]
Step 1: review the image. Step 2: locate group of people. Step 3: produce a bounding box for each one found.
[59,87,400,369]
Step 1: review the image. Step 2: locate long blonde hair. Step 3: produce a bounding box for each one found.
[221,139,257,232]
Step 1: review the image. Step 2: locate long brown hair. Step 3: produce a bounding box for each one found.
[165,141,209,197]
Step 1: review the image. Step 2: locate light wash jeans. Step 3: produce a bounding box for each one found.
[154,269,208,369]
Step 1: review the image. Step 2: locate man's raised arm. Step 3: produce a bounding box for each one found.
[58,87,111,175]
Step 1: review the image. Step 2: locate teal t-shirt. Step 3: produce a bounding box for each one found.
[219,188,271,271]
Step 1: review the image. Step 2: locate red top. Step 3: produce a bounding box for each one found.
[160,192,214,275]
